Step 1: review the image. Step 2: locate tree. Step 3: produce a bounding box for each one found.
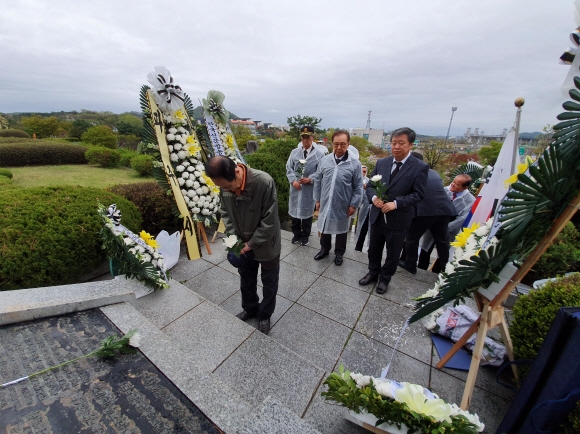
[0,114,8,129]
[416,138,453,170]
[231,124,257,151]
[69,119,92,139]
[287,114,322,139]
[116,113,143,136]
[20,115,59,138]
[349,136,371,160]
[478,140,503,166]
[81,125,118,149]
[531,124,554,156]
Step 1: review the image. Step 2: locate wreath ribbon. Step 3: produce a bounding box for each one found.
[560,26,580,64]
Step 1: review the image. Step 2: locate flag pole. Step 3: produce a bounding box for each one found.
[512,97,525,174]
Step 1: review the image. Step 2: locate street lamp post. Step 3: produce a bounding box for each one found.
[444,107,458,146]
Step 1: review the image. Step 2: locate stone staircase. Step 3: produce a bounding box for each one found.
[0,277,324,433]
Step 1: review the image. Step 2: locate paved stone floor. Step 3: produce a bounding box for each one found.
[161,229,514,433]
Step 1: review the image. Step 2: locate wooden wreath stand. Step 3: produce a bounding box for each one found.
[436,191,580,410]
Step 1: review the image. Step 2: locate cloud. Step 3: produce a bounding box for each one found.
[0,0,574,135]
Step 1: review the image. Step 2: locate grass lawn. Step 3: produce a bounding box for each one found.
[8,165,155,189]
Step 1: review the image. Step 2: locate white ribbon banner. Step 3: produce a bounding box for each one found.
[204,114,226,156]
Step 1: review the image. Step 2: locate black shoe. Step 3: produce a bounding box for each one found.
[301,239,309,246]
[376,281,389,294]
[398,260,417,274]
[258,319,271,334]
[314,250,329,260]
[335,255,343,266]
[236,310,257,321]
[359,273,378,286]
[291,236,301,244]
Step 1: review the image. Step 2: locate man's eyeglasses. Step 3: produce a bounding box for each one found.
[332,142,348,147]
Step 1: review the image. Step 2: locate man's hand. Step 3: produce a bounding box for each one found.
[363,184,367,189]
[373,197,384,208]
[381,202,396,213]
[299,177,311,184]
[347,206,356,217]
[315,201,320,211]
[240,243,252,255]
[292,181,301,190]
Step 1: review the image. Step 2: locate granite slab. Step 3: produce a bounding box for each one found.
[280,238,301,259]
[258,261,320,301]
[282,249,333,275]
[182,266,239,305]
[162,301,254,372]
[129,279,205,329]
[217,258,241,276]
[170,256,214,282]
[0,280,135,326]
[396,266,439,285]
[355,295,433,364]
[269,304,351,371]
[379,272,432,308]
[200,239,229,265]
[279,230,295,241]
[219,291,294,328]
[297,276,369,328]
[321,257,375,292]
[341,247,370,265]
[214,332,326,416]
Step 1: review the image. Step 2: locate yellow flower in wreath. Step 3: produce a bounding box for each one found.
[504,162,529,188]
[226,134,235,150]
[139,230,159,249]
[450,222,480,248]
[202,172,220,194]
[185,135,201,155]
[174,109,186,121]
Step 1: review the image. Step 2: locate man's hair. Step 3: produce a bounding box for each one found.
[456,173,472,188]
[361,165,367,169]
[205,156,237,181]
[410,151,423,161]
[391,127,416,144]
[332,129,350,142]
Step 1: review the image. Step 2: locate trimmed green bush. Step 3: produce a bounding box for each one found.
[0,129,30,138]
[81,125,118,149]
[85,146,121,168]
[0,168,13,178]
[0,176,13,185]
[511,273,580,381]
[107,182,180,235]
[117,148,139,167]
[130,154,154,176]
[0,140,88,166]
[0,186,142,290]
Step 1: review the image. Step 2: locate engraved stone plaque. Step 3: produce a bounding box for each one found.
[0,309,221,433]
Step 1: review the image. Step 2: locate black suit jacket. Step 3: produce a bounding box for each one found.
[366,155,429,231]
[416,169,457,217]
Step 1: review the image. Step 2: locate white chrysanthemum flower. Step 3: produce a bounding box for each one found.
[170,153,179,162]
[488,236,499,247]
[485,217,494,229]
[181,172,189,179]
[187,165,195,172]
[201,186,209,195]
[449,404,485,432]
[187,190,195,197]
[196,163,204,171]
[166,133,175,141]
[474,225,489,237]
[371,174,382,182]
[196,188,204,195]
[173,142,182,151]
[168,145,174,152]
[142,253,151,262]
[176,165,185,172]
[152,259,158,267]
[350,373,372,388]
[373,378,395,399]
[203,201,209,208]
[177,150,187,159]
[445,262,455,275]
[418,288,439,299]
[185,180,194,188]
[201,208,209,215]
[153,252,159,259]
[184,196,190,203]
[168,127,177,134]
[177,126,187,133]
[179,136,186,144]
[223,234,238,248]
[194,170,201,177]
[193,181,200,189]
[299,159,307,164]
[182,161,190,167]
[192,207,200,213]
[190,158,198,164]
[177,178,185,186]
[124,237,135,246]
[181,189,188,196]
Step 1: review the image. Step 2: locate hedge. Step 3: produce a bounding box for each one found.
[0,140,88,166]
[0,129,30,138]
[107,182,181,235]
[85,146,121,168]
[130,154,154,176]
[0,186,142,290]
[0,168,13,178]
[511,273,580,381]
[117,148,139,167]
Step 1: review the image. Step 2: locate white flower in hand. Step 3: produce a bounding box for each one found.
[371,174,382,182]
[223,234,239,249]
[299,159,307,164]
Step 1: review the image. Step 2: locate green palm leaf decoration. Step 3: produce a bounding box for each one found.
[410,77,580,323]
[450,163,484,195]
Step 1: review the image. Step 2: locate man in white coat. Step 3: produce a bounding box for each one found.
[313,129,364,266]
[354,165,370,251]
[286,126,326,246]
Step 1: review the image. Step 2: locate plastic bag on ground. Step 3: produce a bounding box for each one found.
[155,231,180,270]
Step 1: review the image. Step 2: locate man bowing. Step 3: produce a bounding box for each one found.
[358,127,428,294]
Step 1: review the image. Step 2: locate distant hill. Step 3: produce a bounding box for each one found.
[519,132,542,139]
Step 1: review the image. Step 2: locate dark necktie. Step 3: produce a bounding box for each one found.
[335,157,341,165]
[452,192,457,200]
[391,161,402,180]
[304,150,308,159]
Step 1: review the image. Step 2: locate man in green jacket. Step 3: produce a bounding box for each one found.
[205,156,281,335]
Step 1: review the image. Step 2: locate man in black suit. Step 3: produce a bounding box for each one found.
[358,128,429,294]
[398,152,457,274]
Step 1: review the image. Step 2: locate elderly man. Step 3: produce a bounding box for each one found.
[398,152,457,274]
[286,126,326,246]
[313,129,364,266]
[205,156,281,335]
[354,165,370,251]
[418,174,476,271]
[358,127,429,294]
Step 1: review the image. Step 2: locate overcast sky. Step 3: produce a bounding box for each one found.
[0,0,576,135]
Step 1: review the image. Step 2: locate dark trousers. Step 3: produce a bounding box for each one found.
[355,215,369,251]
[291,217,313,241]
[367,218,406,283]
[320,232,348,255]
[418,246,443,273]
[238,255,280,320]
[404,216,450,271]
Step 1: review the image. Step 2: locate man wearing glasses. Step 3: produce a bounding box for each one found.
[313,129,364,266]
